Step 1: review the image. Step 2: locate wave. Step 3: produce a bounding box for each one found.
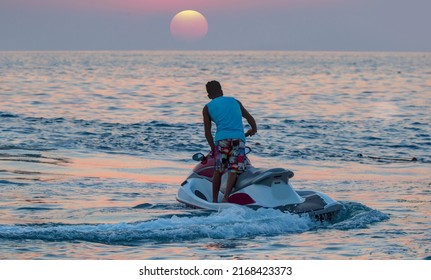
[0,203,388,245]
[1,111,429,163]
[330,201,390,230]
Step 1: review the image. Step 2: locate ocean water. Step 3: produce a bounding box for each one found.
[0,51,430,259]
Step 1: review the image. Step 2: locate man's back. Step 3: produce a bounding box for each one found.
[207,96,245,142]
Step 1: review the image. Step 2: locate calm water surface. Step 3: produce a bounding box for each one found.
[0,51,430,259]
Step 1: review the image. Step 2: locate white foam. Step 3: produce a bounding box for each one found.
[0,203,390,244]
[0,207,314,243]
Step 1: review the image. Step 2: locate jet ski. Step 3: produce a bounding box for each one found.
[177,148,343,221]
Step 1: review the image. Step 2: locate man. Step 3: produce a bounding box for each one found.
[202,80,257,203]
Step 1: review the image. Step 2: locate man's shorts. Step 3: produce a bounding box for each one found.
[214,139,246,173]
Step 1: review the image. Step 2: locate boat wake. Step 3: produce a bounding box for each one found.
[0,202,388,245]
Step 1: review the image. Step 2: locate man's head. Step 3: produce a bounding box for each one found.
[206,80,223,99]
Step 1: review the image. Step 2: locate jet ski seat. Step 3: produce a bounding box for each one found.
[234,167,294,191]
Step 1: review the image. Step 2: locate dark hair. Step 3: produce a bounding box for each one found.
[206,80,222,94]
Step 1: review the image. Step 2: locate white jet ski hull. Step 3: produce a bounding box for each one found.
[177,177,342,220]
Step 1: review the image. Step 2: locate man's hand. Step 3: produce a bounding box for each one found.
[245,129,257,137]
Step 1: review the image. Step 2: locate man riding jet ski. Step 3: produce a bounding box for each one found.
[177,151,343,221]
[178,80,342,220]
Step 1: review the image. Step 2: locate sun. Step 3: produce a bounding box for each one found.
[170,10,208,41]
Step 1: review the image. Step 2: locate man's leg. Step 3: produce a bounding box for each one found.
[222,172,237,202]
[222,139,244,202]
[212,171,222,203]
[213,140,229,203]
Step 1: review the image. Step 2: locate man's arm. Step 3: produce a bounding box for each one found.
[203,105,215,151]
[238,101,257,136]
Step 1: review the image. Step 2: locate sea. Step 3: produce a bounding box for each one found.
[0,51,430,260]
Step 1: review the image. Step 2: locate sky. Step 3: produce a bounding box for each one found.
[0,0,430,51]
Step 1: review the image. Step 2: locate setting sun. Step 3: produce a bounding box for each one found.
[170,10,208,41]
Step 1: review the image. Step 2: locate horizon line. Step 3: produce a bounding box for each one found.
[1,49,430,53]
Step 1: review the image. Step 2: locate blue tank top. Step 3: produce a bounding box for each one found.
[207,96,245,142]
